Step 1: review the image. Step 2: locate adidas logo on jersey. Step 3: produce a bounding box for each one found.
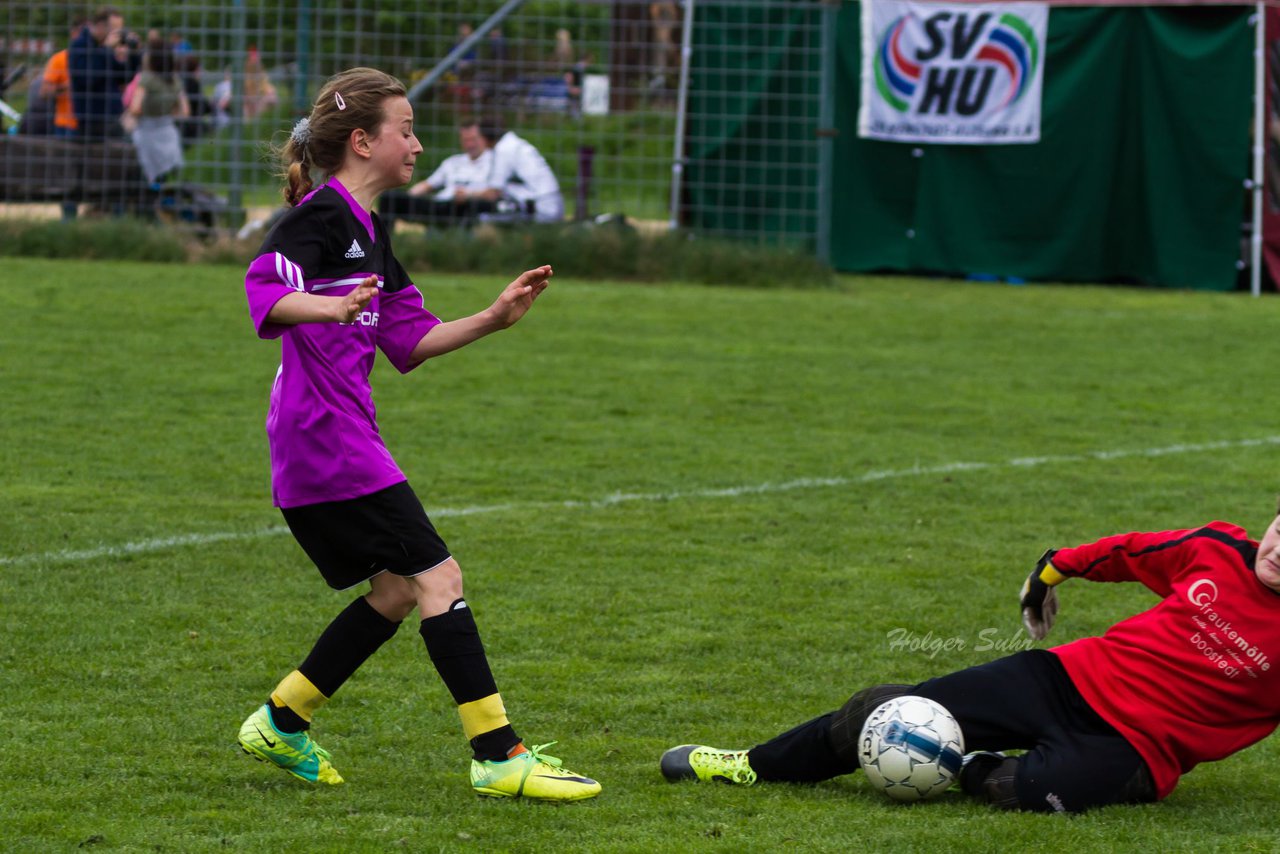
[344,239,365,259]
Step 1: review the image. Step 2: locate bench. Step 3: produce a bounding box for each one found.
[0,134,147,204]
[0,134,242,232]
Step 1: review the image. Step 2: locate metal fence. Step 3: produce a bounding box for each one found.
[682,0,831,251]
[0,0,829,249]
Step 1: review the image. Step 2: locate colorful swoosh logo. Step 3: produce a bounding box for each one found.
[976,13,1039,107]
[874,14,920,113]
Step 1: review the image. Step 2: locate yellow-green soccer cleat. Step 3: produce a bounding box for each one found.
[470,742,601,801]
[237,704,343,785]
[660,745,757,785]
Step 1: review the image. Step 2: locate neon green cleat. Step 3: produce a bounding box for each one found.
[237,704,343,785]
[660,745,757,786]
[470,742,601,801]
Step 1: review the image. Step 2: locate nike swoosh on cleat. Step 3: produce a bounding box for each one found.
[535,774,596,784]
[254,726,277,748]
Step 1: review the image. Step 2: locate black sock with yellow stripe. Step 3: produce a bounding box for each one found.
[268,595,401,733]
[419,598,521,761]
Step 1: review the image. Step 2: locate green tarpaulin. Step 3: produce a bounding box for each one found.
[684,4,823,242]
[685,3,1254,290]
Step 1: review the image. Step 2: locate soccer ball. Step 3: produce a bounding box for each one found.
[857,695,965,802]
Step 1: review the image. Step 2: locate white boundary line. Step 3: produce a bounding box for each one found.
[4,435,1279,569]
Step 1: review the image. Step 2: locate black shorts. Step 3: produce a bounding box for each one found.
[280,481,452,591]
[750,650,1155,812]
[914,649,1155,812]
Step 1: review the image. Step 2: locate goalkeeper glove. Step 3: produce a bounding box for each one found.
[1019,549,1066,641]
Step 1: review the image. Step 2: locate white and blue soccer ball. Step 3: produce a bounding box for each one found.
[857,695,965,802]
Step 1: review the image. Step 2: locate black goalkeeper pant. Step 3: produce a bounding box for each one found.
[746,650,1155,813]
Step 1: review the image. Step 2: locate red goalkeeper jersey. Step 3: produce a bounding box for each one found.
[1049,522,1280,798]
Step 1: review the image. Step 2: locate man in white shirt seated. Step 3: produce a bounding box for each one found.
[379,121,504,229]
[488,125,564,224]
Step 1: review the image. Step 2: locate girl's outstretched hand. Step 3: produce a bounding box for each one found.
[489,265,552,328]
[336,275,379,323]
[406,266,552,365]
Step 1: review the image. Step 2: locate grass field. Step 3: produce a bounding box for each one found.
[3,257,1280,853]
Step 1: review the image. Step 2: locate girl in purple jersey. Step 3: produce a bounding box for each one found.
[236,67,599,802]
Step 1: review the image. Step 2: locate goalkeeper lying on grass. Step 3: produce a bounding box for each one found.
[662,508,1280,812]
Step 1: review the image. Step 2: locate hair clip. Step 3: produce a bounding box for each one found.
[334,91,347,111]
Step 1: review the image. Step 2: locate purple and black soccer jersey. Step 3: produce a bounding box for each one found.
[244,179,441,508]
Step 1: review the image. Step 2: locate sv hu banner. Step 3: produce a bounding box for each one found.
[858,0,1048,145]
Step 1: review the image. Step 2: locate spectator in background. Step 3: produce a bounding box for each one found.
[168,31,192,57]
[452,23,479,77]
[553,29,575,71]
[490,123,564,223]
[40,17,87,140]
[19,70,56,136]
[36,17,88,220]
[69,5,137,140]
[126,37,189,186]
[650,3,680,89]
[563,52,595,119]
[242,46,277,120]
[485,27,509,72]
[212,67,233,131]
[177,54,213,145]
[378,120,502,230]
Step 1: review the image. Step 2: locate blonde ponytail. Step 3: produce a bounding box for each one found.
[282,147,313,207]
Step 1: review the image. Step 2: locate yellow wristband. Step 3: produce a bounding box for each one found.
[1039,561,1066,586]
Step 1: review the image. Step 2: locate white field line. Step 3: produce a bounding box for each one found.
[4,435,1278,569]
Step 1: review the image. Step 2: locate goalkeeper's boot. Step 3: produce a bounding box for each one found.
[660,745,757,786]
[237,704,344,785]
[470,742,601,801]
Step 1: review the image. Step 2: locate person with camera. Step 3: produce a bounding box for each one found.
[68,5,138,140]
